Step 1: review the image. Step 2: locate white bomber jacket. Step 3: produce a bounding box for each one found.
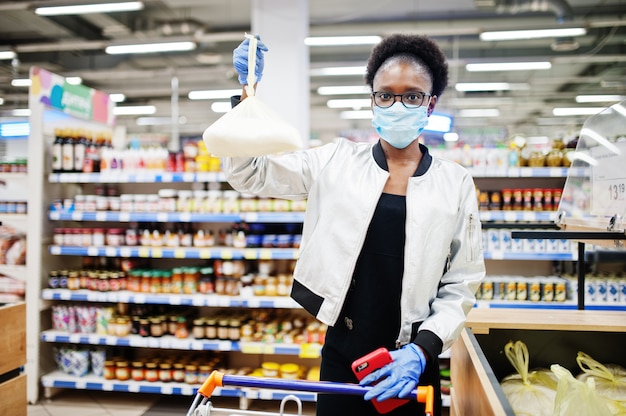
[222,139,485,358]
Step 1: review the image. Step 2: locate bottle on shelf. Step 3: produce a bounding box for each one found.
[52,128,64,173]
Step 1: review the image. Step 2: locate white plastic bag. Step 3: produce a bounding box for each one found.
[202,35,302,157]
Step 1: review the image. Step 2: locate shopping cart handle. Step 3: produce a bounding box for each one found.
[199,371,434,416]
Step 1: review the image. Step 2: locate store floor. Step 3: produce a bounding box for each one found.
[27,390,317,416]
[28,390,450,415]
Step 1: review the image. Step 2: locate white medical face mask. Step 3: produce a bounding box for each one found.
[371,103,429,149]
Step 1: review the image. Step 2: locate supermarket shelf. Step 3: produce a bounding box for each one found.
[470,166,586,178]
[483,251,576,261]
[0,172,28,180]
[0,264,28,281]
[0,213,28,226]
[48,171,225,183]
[41,370,318,401]
[40,330,322,357]
[41,289,302,308]
[474,300,626,311]
[48,245,300,260]
[479,210,557,222]
[48,211,305,223]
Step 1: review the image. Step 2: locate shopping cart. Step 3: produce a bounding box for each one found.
[186,370,434,416]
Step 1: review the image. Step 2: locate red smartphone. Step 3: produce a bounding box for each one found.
[351,347,409,414]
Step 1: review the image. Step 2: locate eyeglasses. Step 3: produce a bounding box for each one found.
[371,91,432,109]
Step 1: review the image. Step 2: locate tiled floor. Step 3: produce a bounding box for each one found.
[27,390,318,416]
[28,390,158,416]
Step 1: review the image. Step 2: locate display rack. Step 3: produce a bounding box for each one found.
[27,67,116,403]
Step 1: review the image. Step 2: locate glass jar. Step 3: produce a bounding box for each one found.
[115,361,130,381]
[159,363,172,382]
[173,363,185,383]
[185,364,198,384]
[192,319,205,339]
[205,319,217,340]
[104,360,116,380]
[175,317,189,339]
[131,361,144,381]
[145,362,159,382]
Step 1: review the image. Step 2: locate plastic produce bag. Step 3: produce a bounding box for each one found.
[203,35,302,157]
[576,351,626,413]
[551,364,612,416]
[500,340,558,416]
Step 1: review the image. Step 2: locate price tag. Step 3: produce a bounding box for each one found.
[87,247,99,256]
[71,212,83,221]
[157,213,168,223]
[50,246,62,255]
[174,249,186,258]
[161,385,174,395]
[299,343,321,358]
[49,212,60,220]
[96,212,107,222]
[243,249,257,259]
[119,212,131,222]
[259,249,272,260]
[183,173,195,182]
[120,248,132,257]
[199,249,211,259]
[179,212,191,222]
[105,247,117,257]
[590,141,626,217]
[152,248,162,258]
[221,249,233,259]
[69,334,82,343]
[240,343,275,354]
[129,383,141,393]
[102,382,114,391]
[161,173,173,183]
[138,248,150,258]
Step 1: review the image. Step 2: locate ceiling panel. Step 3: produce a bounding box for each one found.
[0,0,624,141]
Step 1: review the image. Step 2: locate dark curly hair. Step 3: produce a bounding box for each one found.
[365,34,449,98]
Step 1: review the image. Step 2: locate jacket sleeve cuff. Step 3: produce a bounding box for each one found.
[231,95,242,108]
[413,330,443,363]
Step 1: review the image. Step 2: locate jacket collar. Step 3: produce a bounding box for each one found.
[372,140,432,177]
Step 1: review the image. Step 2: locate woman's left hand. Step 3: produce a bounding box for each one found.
[360,343,427,402]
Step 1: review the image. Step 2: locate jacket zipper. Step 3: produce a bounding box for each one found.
[466,213,475,262]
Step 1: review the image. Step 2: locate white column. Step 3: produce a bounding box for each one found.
[251,0,310,147]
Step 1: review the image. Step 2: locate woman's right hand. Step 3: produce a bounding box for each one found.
[233,36,269,85]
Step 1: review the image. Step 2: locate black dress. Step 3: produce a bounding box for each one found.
[316,193,441,416]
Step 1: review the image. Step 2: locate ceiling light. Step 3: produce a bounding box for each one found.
[211,102,232,113]
[11,79,31,87]
[576,95,624,103]
[113,105,156,116]
[310,66,366,76]
[443,132,459,142]
[479,27,587,41]
[304,36,381,46]
[454,82,529,92]
[0,50,16,60]
[552,107,605,116]
[326,98,371,109]
[0,122,30,138]
[35,1,143,16]
[9,109,31,117]
[188,89,242,100]
[66,77,82,85]
[136,116,186,126]
[340,110,372,120]
[317,86,371,95]
[105,41,196,55]
[465,62,551,71]
[458,109,501,117]
[109,93,126,103]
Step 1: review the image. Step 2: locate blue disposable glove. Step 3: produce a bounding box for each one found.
[360,343,427,402]
[233,36,269,84]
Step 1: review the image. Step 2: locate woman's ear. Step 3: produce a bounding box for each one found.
[427,95,438,116]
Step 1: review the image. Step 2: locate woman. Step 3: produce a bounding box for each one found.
[223,33,485,415]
